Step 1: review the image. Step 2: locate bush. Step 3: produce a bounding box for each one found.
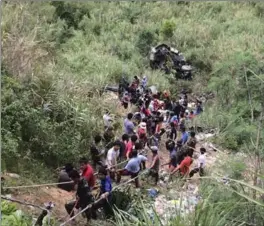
[161,20,176,39]
[136,29,157,56]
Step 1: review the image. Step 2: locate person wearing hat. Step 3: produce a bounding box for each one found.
[148,146,160,185]
[138,122,147,146]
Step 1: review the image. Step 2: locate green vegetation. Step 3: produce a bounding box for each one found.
[1,1,264,226]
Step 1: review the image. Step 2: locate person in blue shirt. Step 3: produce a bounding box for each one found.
[181,127,189,144]
[91,167,113,219]
[116,149,141,188]
[170,113,178,124]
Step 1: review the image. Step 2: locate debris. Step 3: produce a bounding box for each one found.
[196,133,215,141]
[149,43,193,80]
[147,188,159,198]
[6,173,20,179]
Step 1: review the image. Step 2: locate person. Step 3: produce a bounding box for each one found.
[131,76,140,89]
[189,148,206,177]
[148,146,160,185]
[179,113,186,130]
[168,122,177,140]
[133,112,142,124]
[170,113,178,126]
[124,113,135,136]
[106,141,121,180]
[141,75,148,89]
[164,96,172,111]
[181,127,189,144]
[58,163,75,192]
[171,152,192,177]
[119,134,129,160]
[91,167,113,219]
[187,131,197,157]
[125,134,138,159]
[103,110,113,129]
[174,140,186,165]
[90,135,104,169]
[137,122,147,146]
[155,116,163,135]
[162,140,177,172]
[116,150,141,188]
[138,122,147,138]
[65,170,95,224]
[121,91,130,109]
[195,101,203,115]
[153,99,160,112]
[103,126,115,150]
[173,101,182,119]
[79,158,96,188]
[134,142,148,170]
[189,110,195,120]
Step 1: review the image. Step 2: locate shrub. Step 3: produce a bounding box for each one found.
[161,20,176,39]
[136,29,157,56]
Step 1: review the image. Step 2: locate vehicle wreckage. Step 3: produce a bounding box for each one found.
[149,43,193,80]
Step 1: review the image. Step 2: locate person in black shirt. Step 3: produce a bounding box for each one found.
[90,135,104,170]
[119,134,129,160]
[168,122,177,140]
[58,163,75,192]
[173,101,182,119]
[65,170,96,223]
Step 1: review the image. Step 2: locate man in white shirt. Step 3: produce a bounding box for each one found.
[106,141,120,181]
[189,148,206,177]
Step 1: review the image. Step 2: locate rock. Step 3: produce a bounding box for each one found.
[6,173,20,179]
[29,206,35,211]
[187,184,196,191]
[196,133,215,141]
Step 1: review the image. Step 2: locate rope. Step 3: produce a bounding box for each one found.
[1,196,48,211]
[3,181,74,190]
[3,147,150,190]
[59,169,149,226]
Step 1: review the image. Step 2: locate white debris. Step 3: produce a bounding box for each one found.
[6,173,20,179]
[196,133,215,141]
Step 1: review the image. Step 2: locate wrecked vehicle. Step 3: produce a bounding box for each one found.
[149,43,193,80]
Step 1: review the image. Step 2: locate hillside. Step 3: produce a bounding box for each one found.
[1,2,264,226]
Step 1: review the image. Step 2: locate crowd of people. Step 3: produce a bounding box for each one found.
[58,75,206,224]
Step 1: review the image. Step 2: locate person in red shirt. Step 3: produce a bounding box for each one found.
[79,158,96,188]
[171,152,192,177]
[125,135,138,159]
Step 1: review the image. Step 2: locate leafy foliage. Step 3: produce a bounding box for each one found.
[1,201,32,226]
[161,20,176,39]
